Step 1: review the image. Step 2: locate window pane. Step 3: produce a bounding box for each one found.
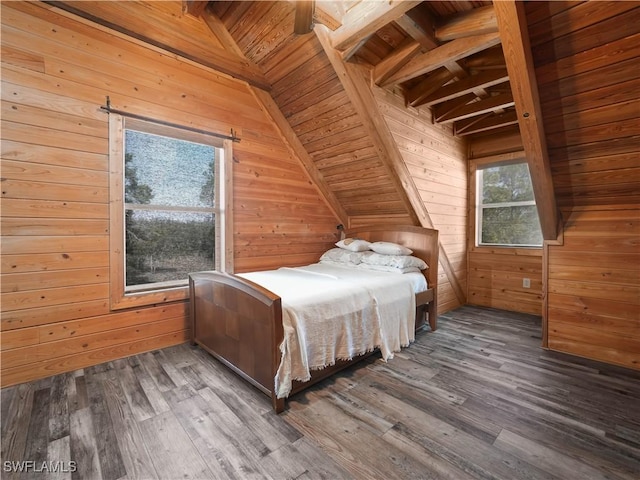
[482,163,535,204]
[125,129,215,208]
[481,205,543,246]
[126,210,214,287]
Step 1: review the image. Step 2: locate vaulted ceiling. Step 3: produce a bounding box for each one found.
[55,0,519,142]
[205,0,517,140]
[50,0,561,240]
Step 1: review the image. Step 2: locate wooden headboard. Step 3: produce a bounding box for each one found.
[344,224,439,291]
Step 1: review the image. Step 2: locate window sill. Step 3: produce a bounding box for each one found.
[111,284,189,310]
[470,245,543,256]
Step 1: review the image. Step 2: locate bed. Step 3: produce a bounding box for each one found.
[188,225,439,413]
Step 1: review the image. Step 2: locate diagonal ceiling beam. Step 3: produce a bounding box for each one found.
[419,69,509,107]
[330,0,421,58]
[494,0,559,240]
[406,68,455,107]
[200,6,347,224]
[182,0,208,17]
[382,31,501,86]
[373,37,422,85]
[435,5,497,42]
[316,25,466,306]
[395,11,437,49]
[313,2,342,31]
[436,92,515,124]
[455,110,519,136]
[315,24,420,227]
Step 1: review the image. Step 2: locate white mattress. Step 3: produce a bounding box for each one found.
[239,263,426,398]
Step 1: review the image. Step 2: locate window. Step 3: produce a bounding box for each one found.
[476,162,542,247]
[109,115,231,309]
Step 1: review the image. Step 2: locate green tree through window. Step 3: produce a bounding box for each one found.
[477,163,542,247]
[124,128,218,288]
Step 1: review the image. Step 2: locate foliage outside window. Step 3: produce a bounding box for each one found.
[476,162,542,247]
[109,116,228,309]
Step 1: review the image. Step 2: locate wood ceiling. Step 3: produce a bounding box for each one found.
[50,0,553,237]
[205,0,515,140]
[50,0,518,142]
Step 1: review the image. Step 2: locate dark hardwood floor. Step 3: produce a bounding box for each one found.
[2,306,639,479]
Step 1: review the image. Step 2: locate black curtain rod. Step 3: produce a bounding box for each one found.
[100,96,240,143]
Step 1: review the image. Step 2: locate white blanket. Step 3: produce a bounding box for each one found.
[239,263,424,398]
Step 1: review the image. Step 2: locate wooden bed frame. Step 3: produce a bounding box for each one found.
[189,225,439,412]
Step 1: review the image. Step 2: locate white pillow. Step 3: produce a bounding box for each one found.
[335,238,371,252]
[361,252,427,270]
[320,248,365,265]
[369,241,412,256]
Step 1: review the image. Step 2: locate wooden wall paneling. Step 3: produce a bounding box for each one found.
[528,1,639,368]
[546,209,639,370]
[0,1,339,386]
[371,82,468,313]
[252,25,412,224]
[535,34,639,89]
[538,58,639,109]
[1,4,258,133]
[1,330,191,388]
[48,1,270,90]
[2,316,187,370]
[260,29,324,80]
[467,148,543,316]
[468,125,523,159]
[527,2,638,53]
[1,140,106,172]
[468,249,543,316]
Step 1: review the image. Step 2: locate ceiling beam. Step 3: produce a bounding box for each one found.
[315,24,421,227]
[419,68,509,107]
[294,1,315,35]
[316,23,467,306]
[406,68,455,107]
[313,2,342,31]
[330,0,421,56]
[373,37,422,85]
[395,11,438,50]
[382,31,501,86]
[494,0,559,240]
[182,1,208,17]
[455,110,519,136]
[201,5,347,226]
[436,92,514,124]
[435,5,497,42]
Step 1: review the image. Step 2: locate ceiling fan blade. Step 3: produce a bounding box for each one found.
[294,0,315,34]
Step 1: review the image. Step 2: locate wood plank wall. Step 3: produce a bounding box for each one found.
[373,88,468,313]
[0,2,338,386]
[546,208,639,369]
[210,1,416,227]
[467,127,544,316]
[526,1,640,369]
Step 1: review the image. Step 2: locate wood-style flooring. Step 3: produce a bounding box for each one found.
[2,306,639,479]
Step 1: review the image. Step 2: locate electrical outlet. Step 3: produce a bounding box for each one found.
[522,278,531,288]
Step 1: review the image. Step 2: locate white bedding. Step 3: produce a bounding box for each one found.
[239,263,427,398]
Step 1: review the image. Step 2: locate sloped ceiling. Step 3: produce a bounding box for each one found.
[49,0,560,239]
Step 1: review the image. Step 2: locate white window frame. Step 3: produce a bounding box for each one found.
[109,114,233,310]
[475,161,542,248]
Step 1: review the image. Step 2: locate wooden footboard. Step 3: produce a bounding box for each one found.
[189,271,285,412]
[190,225,439,413]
